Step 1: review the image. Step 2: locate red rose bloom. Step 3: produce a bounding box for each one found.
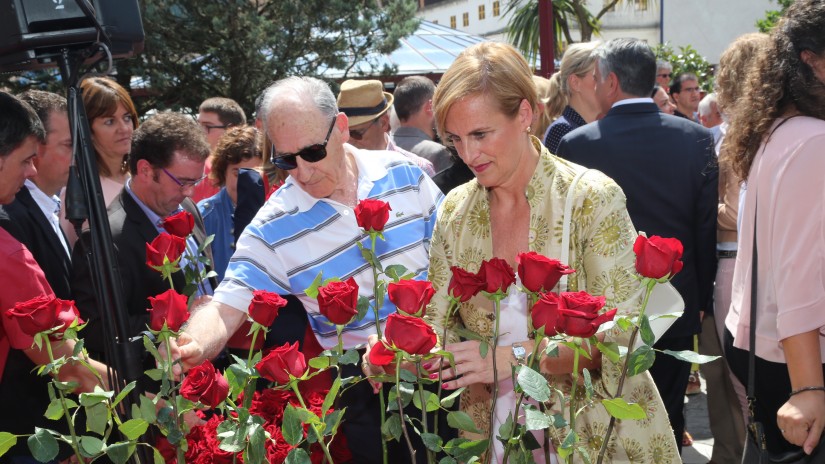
[447,266,484,303]
[162,210,195,238]
[388,279,435,317]
[530,292,561,336]
[354,199,391,232]
[248,389,295,424]
[384,313,437,356]
[633,235,684,279]
[264,425,294,463]
[317,277,359,325]
[146,232,186,270]
[478,258,516,294]
[248,290,287,327]
[368,341,397,367]
[147,289,190,331]
[51,298,83,339]
[180,359,229,408]
[5,295,57,336]
[256,342,307,384]
[556,291,617,338]
[517,252,575,293]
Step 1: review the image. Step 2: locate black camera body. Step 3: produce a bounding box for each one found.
[0,0,144,72]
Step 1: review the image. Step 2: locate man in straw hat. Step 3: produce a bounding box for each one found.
[337,79,435,176]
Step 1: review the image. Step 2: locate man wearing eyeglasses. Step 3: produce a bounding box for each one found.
[192,97,248,203]
[670,72,703,122]
[656,59,673,93]
[337,79,436,177]
[72,112,218,364]
[172,76,445,463]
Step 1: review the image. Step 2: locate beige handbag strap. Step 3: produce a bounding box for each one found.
[559,169,591,292]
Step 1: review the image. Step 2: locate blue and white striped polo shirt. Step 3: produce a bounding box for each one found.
[213,148,444,349]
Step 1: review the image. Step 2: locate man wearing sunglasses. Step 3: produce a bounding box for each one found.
[72,112,218,365]
[656,59,673,93]
[173,76,444,463]
[337,79,436,177]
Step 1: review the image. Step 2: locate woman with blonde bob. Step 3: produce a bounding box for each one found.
[422,41,677,462]
[543,41,600,153]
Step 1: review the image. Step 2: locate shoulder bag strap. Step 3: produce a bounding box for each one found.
[559,169,590,292]
[747,196,758,423]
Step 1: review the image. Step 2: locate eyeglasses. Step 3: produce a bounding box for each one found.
[161,167,207,188]
[200,123,229,133]
[270,116,337,170]
[657,73,672,79]
[348,118,379,140]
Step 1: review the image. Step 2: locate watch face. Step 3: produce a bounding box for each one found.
[513,345,526,358]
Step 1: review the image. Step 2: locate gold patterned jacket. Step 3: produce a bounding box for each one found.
[425,139,679,463]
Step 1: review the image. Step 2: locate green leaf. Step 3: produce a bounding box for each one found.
[244,422,266,464]
[496,414,514,442]
[387,383,413,411]
[447,411,482,434]
[439,457,458,464]
[282,404,304,446]
[119,419,149,440]
[322,377,341,416]
[106,442,136,464]
[304,271,324,299]
[544,341,559,358]
[452,327,486,343]
[517,365,551,402]
[323,409,345,436]
[639,315,655,346]
[43,398,65,420]
[144,368,164,381]
[615,317,633,332]
[78,388,113,407]
[421,432,443,452]
[85,402,109,436]
[398,369,418,383]
[627,345,656,376]
[153,447,165,464]
[0,432,18,458]
[382,413,402,441]
[284,448,311,464]
[113,381,137,408]
[440,387,465,408]
[479,341,489,359]
[80,435,105,457]
[583,368,593,400]
[601,398,647,420]
[524,407,553,431]
[662,349,720,364]
[443,438,488,462]
[308,356,331,370]
[412,390,441,413]
[27,428,58,463]
[140,395,157,423]
[384,264,410,282]
[356,296,370,323]
[596,341,625,363]
[339,349,360,366]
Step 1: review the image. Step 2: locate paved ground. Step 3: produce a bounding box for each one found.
[682,372,713,464]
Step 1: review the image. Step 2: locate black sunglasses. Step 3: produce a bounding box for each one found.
[270,117,337,170]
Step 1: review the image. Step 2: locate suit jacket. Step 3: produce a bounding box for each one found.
[556,102,718,339]
[71,188,216,359]
[392,126,453,174]
[0,187,73,299]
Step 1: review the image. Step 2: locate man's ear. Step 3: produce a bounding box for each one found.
[423,99,434,116]
[136,159,152,179]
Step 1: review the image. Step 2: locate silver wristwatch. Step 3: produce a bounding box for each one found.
[512,343,527,365]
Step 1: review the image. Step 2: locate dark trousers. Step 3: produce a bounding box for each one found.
[648,335,693,454]
[723,329,825,455]
[338,361,456,464]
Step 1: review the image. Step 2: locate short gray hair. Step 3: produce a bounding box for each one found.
[595,38,656,98]
[259,76,338,129]
[656,59,672,72]
[698,93,718,117]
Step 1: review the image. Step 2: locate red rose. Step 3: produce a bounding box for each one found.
[256,341,307,384]
[354,199,391,232]
[556,291,617,338]
[633,235,684,280]
[387,279,435,317]
[248,290,287,326]
[162,210,195,238]
[317,277,359,325]
[447,266,484,303]
[5,295,57,336]
[264,425,294,463]
[517,252,575,293]
[384,313,437,356]
[146,232,186,270]
[180,359,229,408]
[530,292,561,336]
[478,258,516,294]
[51,298,83,338]
[147,289,190,331]
[249,389,294,424]
[368,340,397,367]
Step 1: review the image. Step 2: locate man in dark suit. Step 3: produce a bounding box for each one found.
[556,38,718,454]
[72,112,217,363]
[0,90,73,299]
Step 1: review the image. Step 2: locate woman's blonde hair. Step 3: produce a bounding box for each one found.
[543,42,599,118]
[532,75,559,137]
[433,42,537,141]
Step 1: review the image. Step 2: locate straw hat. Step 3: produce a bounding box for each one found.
[337,79,394,127]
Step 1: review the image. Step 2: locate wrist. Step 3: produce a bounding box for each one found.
[789,385,825,398]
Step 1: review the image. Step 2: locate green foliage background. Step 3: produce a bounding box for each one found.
[653,43,714,93]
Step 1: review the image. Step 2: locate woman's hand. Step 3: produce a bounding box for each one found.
[426,340,531,390]
[778,389,825,453]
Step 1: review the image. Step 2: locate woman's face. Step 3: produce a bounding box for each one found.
[443,93,533,189]
[91,103,134,161]
[653,87,676,115]
[570,67,600,117]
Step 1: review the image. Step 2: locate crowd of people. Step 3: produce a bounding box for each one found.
[1,0,824,462]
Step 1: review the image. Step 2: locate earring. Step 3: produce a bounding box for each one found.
[526,126,532,134]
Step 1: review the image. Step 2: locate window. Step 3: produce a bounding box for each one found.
[479,4,485,20]
[450,15,456,29]
[463,12,469,27]
[493,1,500,16]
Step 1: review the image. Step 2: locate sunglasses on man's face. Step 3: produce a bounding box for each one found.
[348,118,378,141]
[270,116,337,170]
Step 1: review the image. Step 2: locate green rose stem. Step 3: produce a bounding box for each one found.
[485,293,504,464]
[500,336,544,463]
[414,359,436,464]
[568,337,582,453]
[242,323,263,410]
[289,382,334,464]
[434,298,460,442]
[335,325,345,384]
[379,386,389,464]
[395,356,417,462]
[369,233,382,339]
[43,338,86,464]
[161,330,186,463]
[596,278,656,464]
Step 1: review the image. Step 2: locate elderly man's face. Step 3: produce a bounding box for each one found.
[656,68,672,90]
[268,107,347,200]
[347,114,387,151]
